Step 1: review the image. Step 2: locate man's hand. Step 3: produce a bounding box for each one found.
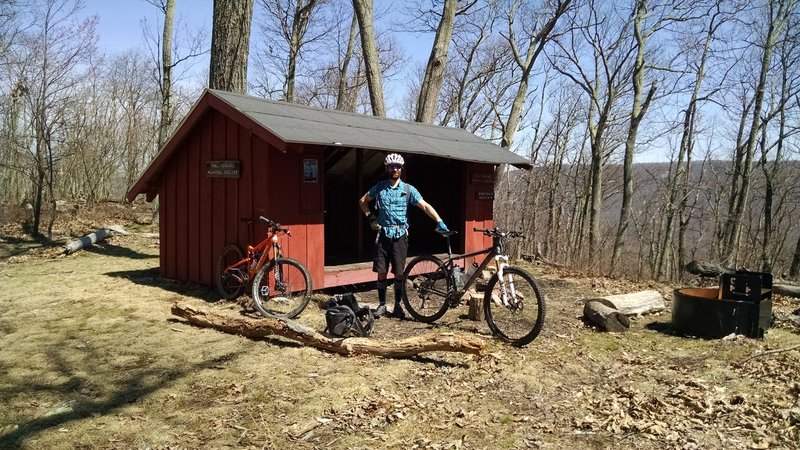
[367,213,381,231]
[436,220,449,232]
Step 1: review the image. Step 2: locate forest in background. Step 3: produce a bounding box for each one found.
[0,0,798,282]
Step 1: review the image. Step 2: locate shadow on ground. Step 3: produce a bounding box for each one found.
[83,241,157,260]
[0,346,243,449]
[105,268,217,302]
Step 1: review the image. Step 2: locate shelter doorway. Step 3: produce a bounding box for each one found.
[323,149,463,267]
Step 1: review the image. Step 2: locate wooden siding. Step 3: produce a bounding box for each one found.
[463,163,494,262]
[157,110,325,288]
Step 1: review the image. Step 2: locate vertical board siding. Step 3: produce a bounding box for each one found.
[238,127,253,246]
[164,160,178,278]
[159,183,167,277]
[225,115,239,248]
[175,142,188,281]
[199,117,213,284]
[187,132,200,283]
[299,145,324,286]
[211,111,226,284]
[464,163,495,254]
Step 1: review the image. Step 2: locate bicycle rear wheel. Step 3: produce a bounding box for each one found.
[251,257,312,319]
[216,244,246,300]
[484,266,546,346]
[402,255,450,323]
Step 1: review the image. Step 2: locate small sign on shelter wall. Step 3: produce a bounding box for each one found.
[470,172,494,185]
[206,160,240,178]
[303,159,319,183]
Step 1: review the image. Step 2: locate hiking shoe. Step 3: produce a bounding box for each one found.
[373,305,387,318]
[388,306,406,319]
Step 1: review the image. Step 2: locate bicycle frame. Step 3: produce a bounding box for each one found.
[224,217,287,284]
[439,230,519,307]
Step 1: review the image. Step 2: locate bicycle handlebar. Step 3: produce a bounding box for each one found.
[473,227,524,239]
[259,216,291,236]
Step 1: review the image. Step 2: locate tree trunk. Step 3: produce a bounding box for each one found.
[352,0,385,116]
[583,300,630,332]
[336,13,358,111]
[684,260,734,277]
[171,303,485,357]
[500,0,571,148]
[64,228,113,255]
[586,290,666,316]
[415,0,457,123]
[721,0,795,264]
[610,0,657,276]
[285,0,319,102]
[209,0,254,94]
[773,284,800,298]
[157,0,175,148]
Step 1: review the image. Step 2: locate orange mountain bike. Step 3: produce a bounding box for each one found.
[215,216,312,319]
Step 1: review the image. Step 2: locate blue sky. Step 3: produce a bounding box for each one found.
[80,0,434,116]
[83,0,212,53]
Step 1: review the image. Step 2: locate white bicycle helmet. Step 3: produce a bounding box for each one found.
[384,153,404,166]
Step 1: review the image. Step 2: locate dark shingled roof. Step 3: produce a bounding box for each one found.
[209,89,531,167]
[126,89,530,202]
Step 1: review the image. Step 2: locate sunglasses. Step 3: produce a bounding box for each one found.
[387,164,403,170]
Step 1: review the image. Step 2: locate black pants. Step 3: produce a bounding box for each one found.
[373,233,409,278]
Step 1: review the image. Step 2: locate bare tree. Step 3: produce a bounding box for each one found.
[550,0,636,269]
[209,0,254,93]
[352,0,385,116]
[655,1,730,280]
[253,0,339,102]
[719,0,796,265]
[413,0,475,123]
[500,0,571,149]
[6,0,97,238]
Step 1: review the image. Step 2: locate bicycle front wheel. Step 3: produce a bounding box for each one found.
[251,257,312,319]
[402,255,450,323]
[216,244,246,300]
[484,266,546,346]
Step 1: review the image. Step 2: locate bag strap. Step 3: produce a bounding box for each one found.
[353,307,374,337]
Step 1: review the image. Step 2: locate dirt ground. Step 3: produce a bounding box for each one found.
[1,204,799,449]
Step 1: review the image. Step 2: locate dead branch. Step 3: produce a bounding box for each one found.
[738,343,800,364]
[171,303,485,357]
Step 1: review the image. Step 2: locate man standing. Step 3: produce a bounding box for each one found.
[358,153,448,318]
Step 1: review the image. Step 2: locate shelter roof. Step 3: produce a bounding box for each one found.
[127,89,530,202]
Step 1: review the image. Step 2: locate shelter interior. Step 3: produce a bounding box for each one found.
[323,148,464,267]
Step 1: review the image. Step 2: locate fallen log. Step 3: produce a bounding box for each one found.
[64,228,113,255]
[583,300,630,332]
[171,303,485,357]
[587,290,666,316]
[685,260,734,277]
[773,283,800,299]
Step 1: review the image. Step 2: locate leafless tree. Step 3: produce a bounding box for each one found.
[719,0,796,265]
[499,0,572,149]
[550,0,636,269]
[5,0,98,238]
[352,0,385,115]
[252,0,339,102]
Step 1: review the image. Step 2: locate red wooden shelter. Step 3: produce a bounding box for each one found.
[126,89,530,289]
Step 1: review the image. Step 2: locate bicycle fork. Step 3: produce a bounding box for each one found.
[494,255,519,308]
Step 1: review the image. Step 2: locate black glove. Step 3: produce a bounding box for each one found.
[367,213,381,231]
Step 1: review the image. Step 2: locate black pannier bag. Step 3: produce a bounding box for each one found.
[324,293,374,337]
